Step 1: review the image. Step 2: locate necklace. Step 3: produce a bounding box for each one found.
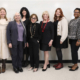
[41,20,49,32]
[30,23,36,38]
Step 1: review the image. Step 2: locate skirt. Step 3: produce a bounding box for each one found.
[53,36,68,48]
[40,43,51,51]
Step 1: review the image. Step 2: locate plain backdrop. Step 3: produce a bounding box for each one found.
[0,0,80,60]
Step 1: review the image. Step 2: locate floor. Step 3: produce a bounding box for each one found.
[0,63,80,80]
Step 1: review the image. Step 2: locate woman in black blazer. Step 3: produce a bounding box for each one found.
[20,7,30,67]
[40,11,54,71]
[27,14,42,72]
[7,13,26,73]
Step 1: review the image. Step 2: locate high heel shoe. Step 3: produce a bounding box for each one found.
[42,64,50,68]
[47,64,50,68]
[42,67,47,71]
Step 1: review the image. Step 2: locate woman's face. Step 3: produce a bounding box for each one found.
[74,10,80,18]
[56,10,61,17]
[43,13,49,20]
[14,13,21,22]
[31,15,37,23]
[22,10,27,16]
[0,9,6,18]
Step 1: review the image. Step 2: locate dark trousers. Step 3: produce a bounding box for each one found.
[10,41,23,68]
[22,47,29,63]
[56,48,62,63]
[69,39,79,64]
[29,38,39,68]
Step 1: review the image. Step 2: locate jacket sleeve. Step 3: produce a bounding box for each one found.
[50,22,54,40]
[6,22,11,45]
[38,24,42,41]
[60,18,68,43]
[77,19,80,40]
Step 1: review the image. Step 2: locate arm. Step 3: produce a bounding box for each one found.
[76,19,80,46]
[38,24,42,42]
[48,22,54,47]
[6,22,11,45]
[60,17,68,43]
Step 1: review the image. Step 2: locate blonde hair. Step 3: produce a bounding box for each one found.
[42,11,50,19]
[0,7,8,21]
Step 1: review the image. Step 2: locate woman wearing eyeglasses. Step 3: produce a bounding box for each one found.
[68,8,80,71]
[27,14,42,72]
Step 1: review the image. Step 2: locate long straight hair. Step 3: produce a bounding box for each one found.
[54,8,64,21]
[0,7,8,21]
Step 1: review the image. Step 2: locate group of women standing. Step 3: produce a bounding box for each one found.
[0,7,80,74]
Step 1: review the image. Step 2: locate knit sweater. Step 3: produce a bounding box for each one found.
[68,17,80,40]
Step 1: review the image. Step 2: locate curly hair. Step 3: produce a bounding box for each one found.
[20,7,30,19]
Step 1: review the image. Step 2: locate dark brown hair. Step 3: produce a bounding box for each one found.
[29,14,38,21]
[54,8,64,21]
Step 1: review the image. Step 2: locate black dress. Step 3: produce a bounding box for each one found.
[53,20,68,48]
[40,21,54,51]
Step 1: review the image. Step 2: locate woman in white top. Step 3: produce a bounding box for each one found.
[53,8,68,70]
[0,8,10,73]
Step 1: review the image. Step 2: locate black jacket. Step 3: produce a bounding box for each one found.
[40,21,54,44]
[6,21,26,47]
[27,23,42,42]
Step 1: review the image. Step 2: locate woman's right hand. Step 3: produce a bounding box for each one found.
[27,42,29,47]
[8,43,12,48]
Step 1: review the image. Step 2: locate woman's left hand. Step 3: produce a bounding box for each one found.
[48,40,53,47]
[60,41,63,44]
[25,43,27,48]
[76,41,80,46]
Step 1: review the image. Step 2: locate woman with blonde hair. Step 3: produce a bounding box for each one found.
[40,11,54,71]
[0,7,10,73]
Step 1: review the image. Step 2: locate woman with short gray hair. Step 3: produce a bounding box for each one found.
[7,13,26,73]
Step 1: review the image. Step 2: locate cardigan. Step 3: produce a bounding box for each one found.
[56,17,68,43]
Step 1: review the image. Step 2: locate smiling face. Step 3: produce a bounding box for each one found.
[22,10,27,16]
[14,13,21,22]
[74,10,80,18]
[43,13,49,20]
[56,9,61,17]
[0,9,6,19]
[31,15,37,23]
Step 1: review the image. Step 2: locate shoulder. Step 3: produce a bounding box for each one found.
[69,19,75,23]
[36,23,40,27]
[48,21,53,26]
[61,17,67,21]
[77,17,80,24]
[9,21,14,24]
[48,21,53,24]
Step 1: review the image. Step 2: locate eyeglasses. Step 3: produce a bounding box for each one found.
[74,12,80,13]
[31,18,36,20]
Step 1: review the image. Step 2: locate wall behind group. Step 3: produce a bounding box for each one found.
[0,0,80,60]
